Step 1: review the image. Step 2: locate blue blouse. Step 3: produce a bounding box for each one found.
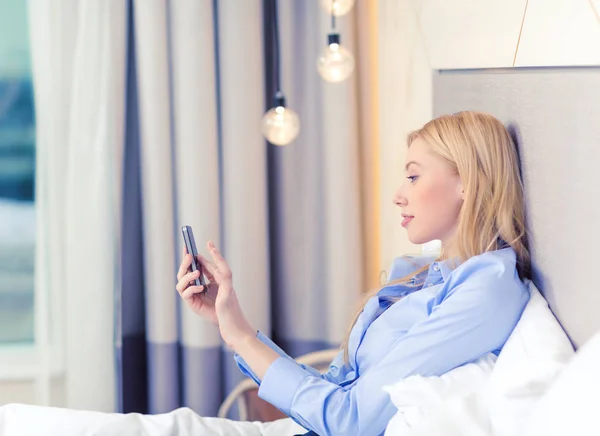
[234,247,529,436]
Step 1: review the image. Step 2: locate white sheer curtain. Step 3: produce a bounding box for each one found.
[28,0,127,411]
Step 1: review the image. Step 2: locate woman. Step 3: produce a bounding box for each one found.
[175,111,531,436]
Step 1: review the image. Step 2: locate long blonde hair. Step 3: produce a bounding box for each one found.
[340,111,530,363]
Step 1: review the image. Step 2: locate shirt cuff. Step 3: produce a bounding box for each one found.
[234,330,288,385]
[258,356,311,415]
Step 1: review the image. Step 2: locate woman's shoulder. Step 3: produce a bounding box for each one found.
[444,247,528,306]
[452,247,519,279]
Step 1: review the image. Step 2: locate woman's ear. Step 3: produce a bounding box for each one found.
[457,180,465,201]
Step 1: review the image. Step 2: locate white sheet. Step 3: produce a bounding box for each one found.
[524,331,600,436]
[388,392,493,436]
[0,403,307,436]
[484,280,574,436]
[384,353,496,435]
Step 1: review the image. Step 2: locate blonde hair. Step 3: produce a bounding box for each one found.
[340,111,530,363]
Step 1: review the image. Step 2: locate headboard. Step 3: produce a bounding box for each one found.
[433,68,600,350]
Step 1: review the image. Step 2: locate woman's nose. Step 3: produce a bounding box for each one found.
[392,190,407,207]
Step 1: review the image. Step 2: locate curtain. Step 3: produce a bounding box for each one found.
[120,0,365,416]
[28,0,128,411]
[120,0,270,415]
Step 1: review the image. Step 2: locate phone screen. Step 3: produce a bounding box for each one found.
[181,225,206,289]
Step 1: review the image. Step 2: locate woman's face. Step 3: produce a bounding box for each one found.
[392,137,464,249]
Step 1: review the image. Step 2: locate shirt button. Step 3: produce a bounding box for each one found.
[432,264,440,272]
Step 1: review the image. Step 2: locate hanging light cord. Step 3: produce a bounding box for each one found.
[331,0,336,31]
[271,0,281,95]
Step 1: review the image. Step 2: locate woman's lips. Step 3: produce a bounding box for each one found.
[401,216,414,227]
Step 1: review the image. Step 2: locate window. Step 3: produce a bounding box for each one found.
[0,0,36,346]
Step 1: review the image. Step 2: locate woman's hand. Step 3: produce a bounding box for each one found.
[176,240,255,349]
[200,241,256,349]
[176,247,219,326]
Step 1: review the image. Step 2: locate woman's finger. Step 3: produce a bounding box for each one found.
[177,253,193,281]
[197,253,218,277]
[198,259,216,282]
[181,285,204,300]
[176,270,200,294]
[207,241,232,279]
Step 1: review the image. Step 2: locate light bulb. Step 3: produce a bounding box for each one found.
[320,0,356,16]
[261,92,300,146]
[317,34,355,83]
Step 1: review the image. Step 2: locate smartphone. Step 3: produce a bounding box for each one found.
[181,225,206,290]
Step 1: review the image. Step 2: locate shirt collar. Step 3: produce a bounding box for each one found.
[378,257,457,299]
[428,257,457,282]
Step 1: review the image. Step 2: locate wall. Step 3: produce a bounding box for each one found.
[378,0,432,277]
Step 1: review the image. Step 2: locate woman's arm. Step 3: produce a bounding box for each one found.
[232,333,280,381]
[231,255,437,386]
[194,241,348,385]
[233,331,347,386]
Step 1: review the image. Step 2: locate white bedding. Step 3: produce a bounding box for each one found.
[0,404,307,436]
[384,353,496,436]
[383,280,575,436]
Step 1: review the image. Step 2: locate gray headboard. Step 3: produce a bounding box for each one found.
[434,68,600,350]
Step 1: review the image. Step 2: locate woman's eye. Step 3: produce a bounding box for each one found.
[406,176,418,183]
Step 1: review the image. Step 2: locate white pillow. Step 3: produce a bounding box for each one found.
[524,331,600,436]
[485,279,575,436]
[383,352,496,436]
[383,279,575,436]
